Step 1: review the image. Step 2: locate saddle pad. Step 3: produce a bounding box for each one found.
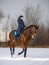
[14,31,17,36]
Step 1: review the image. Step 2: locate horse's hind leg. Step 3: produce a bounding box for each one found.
[10,41,13,57]
[18,48,24,55]
[10,47,13,57]
[13,44,15,55]
[10,45,15,57]
[24,48,27,57]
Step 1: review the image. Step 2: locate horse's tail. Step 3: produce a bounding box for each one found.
[9,31,14,41]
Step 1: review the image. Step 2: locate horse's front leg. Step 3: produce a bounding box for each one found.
[24,47,27,57]
[18,48,27,57]
[10,42,13,57]
[18,48,24,55]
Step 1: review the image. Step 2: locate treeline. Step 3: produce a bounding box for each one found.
[0,4,49,47]
[32,25,49,47]
[23,4,49,47]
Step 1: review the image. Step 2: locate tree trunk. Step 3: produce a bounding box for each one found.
[5,31,7,43]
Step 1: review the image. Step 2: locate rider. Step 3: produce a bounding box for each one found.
[14,15,26,39]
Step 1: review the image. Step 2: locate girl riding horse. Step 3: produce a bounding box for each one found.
[14,15,26,39]
[9,15,39,57]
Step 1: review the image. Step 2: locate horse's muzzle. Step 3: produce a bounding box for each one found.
[32,35,36,39]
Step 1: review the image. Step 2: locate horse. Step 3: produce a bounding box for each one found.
[9,25,39,57]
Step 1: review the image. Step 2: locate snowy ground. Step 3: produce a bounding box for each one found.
[0,60,49,65]
[0,48,49,65]
[0,48,49,58]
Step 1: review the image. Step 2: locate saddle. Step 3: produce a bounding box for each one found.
[13,29,24,40]
[13,25,26,40]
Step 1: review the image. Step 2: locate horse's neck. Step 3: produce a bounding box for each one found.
[24,28,30,36]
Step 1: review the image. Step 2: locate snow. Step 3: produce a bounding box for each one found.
[0,48,49,58]
[0,57,49,61]
[0,48,49,65]
[0,60,49,65]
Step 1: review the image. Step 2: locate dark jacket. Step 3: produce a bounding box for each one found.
[16,17,26,38]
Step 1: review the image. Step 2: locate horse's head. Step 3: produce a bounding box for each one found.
[30,25,39,39]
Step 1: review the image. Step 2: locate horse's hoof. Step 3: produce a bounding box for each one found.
[11,55,13,57]
[24,56,26,57]
[18,53,20,55]
[18,53,19,55]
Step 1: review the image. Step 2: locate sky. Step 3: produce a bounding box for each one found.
[0,0,49,26]
[0,0,49,18]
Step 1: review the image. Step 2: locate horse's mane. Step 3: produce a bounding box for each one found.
[25,25,38,30]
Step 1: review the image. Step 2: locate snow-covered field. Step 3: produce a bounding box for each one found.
[0,60,49,65]
[0,48,49,58]
[0,48,49,65]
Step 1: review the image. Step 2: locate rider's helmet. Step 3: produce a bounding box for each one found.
[18,15,23,19]
[17,15,23,22]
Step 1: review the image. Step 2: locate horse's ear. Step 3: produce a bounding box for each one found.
[37,25,39,29]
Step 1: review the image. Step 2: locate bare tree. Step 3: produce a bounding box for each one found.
[0,9,5,42]
[24,4,40,26]
[10,18,18,31]
[2,14,10,42]
[0,9,5,23]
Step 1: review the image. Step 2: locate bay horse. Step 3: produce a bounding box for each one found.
[9,25,39,57]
